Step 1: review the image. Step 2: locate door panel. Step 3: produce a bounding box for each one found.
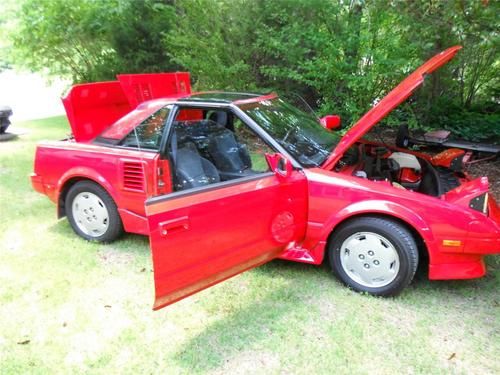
[145,171,307,310]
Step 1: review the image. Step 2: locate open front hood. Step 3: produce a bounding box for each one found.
[322,46,462,170]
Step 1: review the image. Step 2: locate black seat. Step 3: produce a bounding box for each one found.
[209,110,235,131]
[174,142,220,190]
[209,111,228,127]
[207,129,255,180]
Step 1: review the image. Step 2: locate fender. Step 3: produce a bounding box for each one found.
[319,199,437,258]
[56,166,119,218]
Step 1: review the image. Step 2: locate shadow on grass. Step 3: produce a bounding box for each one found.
[47,216,499,373]
[258,257,326,274]
[174,281,302,372]
[47,219,74,237]
[173,260,335,373]
[47,220,150,252]
[399,256,499,315]
[174,255,499,372]
[46,217,500,300]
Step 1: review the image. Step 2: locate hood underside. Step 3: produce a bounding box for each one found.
[322,46,462,170]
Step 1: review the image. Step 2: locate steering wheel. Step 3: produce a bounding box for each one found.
[282,128,293,143]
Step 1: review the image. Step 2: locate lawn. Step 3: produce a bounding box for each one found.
[0,117,499,374]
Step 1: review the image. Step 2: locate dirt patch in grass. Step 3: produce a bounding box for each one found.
[429,317,500,374]
[97,247,136,266]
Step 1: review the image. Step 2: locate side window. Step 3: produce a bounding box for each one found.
[120,106,170,150]
[170,108,274,191]
[232,118,271,173]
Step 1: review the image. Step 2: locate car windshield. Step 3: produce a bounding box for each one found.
[240,97,340,167]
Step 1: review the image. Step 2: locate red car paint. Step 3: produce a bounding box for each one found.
[31,47,499,309]
[431,148,466,169]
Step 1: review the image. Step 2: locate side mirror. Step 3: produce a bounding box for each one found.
[265,153,293,179]
[320,115,341,131]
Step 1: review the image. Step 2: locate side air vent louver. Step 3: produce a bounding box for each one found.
[123,161,144,191]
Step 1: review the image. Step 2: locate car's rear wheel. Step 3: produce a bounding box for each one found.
[65,181,123,242]
[328,217,418,296]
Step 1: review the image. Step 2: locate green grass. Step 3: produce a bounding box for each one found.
[1,117,499,374]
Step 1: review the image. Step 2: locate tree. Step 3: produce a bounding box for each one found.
[10,0,177,82]
[7,0,499,140]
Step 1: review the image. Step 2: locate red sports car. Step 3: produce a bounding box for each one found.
[31,46,500,310]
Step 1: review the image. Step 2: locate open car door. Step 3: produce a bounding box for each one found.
[145,155,307,310]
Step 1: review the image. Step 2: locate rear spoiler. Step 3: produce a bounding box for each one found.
[62,72,191,142]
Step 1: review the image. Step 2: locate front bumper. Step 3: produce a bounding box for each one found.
[429,256,487,280]
[429,199,500,280]
[464,232,500,255]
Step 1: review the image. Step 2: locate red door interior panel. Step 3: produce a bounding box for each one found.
[145,171,307,310]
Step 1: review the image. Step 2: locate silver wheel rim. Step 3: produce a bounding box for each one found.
[340,232,400,288]
[72,192,109,237]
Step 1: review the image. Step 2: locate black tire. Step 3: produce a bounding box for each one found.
[328,217,419,297]
[395,124,411,148]
[65,181,123,242]
[0,118,10,134]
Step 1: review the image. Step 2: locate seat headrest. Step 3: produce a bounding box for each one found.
[209,111,228,127]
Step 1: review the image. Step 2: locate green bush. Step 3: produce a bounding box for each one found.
[427,100,500,142]
[6,0,499,141]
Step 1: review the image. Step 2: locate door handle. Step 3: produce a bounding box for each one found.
[159,216,189,236]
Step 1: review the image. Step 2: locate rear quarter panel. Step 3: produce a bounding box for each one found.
[33,141,158,219]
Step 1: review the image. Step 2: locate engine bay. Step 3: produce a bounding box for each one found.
[336,143,465,197]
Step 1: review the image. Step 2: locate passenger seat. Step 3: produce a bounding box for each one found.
[207,129,255,180]
[174,142,220,190]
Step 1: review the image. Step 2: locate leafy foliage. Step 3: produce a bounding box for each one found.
[9,0,177,82]
[426,99,500,141]
[11,0,114,82]
[5,0,499,140]
[0,0,20,70]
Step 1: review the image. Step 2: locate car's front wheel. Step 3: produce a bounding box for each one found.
[65,181,123,242]
[328,217,419,296]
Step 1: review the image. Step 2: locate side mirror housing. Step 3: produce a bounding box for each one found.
[265,153,293,179]
[320,115,341,131]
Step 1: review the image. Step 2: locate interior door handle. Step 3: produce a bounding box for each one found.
[159,216,189,236]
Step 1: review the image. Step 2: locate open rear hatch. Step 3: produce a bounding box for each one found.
[62,72,191,142]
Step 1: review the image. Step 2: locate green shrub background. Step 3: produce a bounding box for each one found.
[1,0,498,140]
